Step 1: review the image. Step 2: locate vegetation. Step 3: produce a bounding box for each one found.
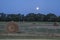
[0,13,60,22]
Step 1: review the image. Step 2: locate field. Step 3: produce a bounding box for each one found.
[0,22,60,39]
[0,39,58,40]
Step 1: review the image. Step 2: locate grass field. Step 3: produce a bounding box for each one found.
[0,22,60,39]
[0,33,60,39]
[0,39,58,40]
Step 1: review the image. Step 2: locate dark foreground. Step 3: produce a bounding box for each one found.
[0,33,60,39]
[0,36,60,39]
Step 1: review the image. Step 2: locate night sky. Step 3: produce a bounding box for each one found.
[0,0,60,16]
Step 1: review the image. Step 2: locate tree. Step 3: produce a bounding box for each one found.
[57,16,60,22]
[5,13,24,22]
[36,13,45,21]
[25,13,36,21]
[0,12,59,22]
[44,13,57,22]
[0,13,6,21]
[6,14,20,21]
[24,13,45,22]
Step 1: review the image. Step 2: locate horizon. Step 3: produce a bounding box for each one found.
[0,0,60,16]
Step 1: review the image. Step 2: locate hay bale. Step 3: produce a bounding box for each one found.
[53,22,59,26]
[6,21,19,33]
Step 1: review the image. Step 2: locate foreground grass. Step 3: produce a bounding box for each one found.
[0,35,60,39]
[0,22,60,39]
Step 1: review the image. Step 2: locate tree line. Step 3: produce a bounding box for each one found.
[0,13,60,22]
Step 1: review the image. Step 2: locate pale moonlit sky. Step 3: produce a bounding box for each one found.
[0,0,60,16]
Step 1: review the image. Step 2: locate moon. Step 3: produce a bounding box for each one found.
[36,7,39,10]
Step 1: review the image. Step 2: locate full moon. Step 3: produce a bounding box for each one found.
[36,7,39,10]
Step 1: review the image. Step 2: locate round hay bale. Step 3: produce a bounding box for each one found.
[53,22,59,26]
[6,21,19,33]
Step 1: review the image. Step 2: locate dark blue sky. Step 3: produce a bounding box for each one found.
[0,0,60,15]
